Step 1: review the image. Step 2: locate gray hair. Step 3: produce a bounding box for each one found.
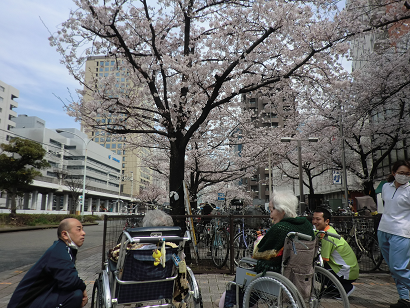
[271,191,298,218]
[142,209,174,227]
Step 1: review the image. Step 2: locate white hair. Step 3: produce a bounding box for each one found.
[142,209,174,227]
[270,191,298,218]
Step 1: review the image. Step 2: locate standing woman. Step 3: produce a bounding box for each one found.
[378,160,410,308]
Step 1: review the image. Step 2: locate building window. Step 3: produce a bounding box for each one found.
[0,107,2,112]
[111,61,115,66]
[100,61,104,66]
[94,137,99,142]
[95,131,100,136]
[112,144,116,148]
[105,61,109,66]
[118,143,122,148]
[122,163,125,168]
[0,86,4,92]
[117,150,122,155]
[100,137,105,142]
[0,97,3,102]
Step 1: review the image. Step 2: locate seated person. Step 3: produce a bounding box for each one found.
[312,208,359,297]
[220,191,314,308]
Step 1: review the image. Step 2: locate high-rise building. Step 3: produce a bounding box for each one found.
[0,79,18,144]
[240,92,290,205]
[84,56,153,199]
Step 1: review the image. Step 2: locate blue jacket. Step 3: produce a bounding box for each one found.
[8,239,86,308]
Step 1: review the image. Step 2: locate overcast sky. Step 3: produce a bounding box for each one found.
[0,0,351,131]
[0,0,80,129]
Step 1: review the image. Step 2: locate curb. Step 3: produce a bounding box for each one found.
[0,222,100,233]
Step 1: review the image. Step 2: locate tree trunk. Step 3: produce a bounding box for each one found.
[169,141,187,226]
[9,190,17,216]
[363,180,377,203]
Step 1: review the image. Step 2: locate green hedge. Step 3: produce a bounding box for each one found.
[0,214,102,227]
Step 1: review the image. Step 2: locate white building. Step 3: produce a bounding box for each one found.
[0,80,18,144]
[0,114,131,214]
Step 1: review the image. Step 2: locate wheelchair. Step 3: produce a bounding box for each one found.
[91,226,203,308]
[228,231,350,308]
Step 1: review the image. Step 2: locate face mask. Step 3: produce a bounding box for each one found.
[395,174,410,185]
[66,232,79,250]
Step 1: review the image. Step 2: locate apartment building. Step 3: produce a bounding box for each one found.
[84,56,153,199]
[240,92,290,205]
[0,79,18,144]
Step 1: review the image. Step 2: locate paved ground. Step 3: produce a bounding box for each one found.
[0,245,399,308]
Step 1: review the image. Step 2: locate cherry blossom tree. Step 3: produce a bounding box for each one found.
[51,0,410,218]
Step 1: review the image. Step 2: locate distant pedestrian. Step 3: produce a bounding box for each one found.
[378,160,410,308]
[8,218,87,308]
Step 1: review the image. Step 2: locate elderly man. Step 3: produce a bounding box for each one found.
[8,218,88,308]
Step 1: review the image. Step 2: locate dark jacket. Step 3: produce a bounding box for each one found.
[7,239,86,308]
[253,217,314,273]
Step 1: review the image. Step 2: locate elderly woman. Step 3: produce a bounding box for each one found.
[142,209,174,227]
[220,191,314,308]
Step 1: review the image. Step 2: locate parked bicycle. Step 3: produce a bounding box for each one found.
[210,215,230,268]
[341,208,384,272]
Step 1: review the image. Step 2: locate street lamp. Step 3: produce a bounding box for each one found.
[280,137,319,214]
[56,129,94,221]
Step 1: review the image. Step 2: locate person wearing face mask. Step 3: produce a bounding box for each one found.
[8,218,87,308]
[378,160,410,308]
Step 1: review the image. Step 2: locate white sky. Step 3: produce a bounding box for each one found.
[0,0,80,129]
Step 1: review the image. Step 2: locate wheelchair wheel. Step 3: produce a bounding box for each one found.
[211,228,229,268]
[311,266,349,308]
[243,273,305,308]
[185,267,203,308]
[91,275,106,308]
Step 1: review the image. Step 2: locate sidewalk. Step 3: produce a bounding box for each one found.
[1,248,398,308]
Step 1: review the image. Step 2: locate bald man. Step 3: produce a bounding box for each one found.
[8,218,88,308]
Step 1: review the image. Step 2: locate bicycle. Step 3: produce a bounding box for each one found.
[210,215,230,268]
[342,208,384,272]
[232,217,258,266]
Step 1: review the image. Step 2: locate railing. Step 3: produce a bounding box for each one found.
[102,214,387,274]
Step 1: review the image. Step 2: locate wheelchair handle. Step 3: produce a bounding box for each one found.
[286,232,312,241]
[130,236,187,243]
[315,230,341,239]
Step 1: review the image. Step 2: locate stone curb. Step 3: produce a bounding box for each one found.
[0,222,99,233]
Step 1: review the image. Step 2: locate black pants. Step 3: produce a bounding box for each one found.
[57,289,84,308]
[324,263,356,293]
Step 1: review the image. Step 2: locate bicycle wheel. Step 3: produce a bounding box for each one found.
[311,266,349,308]
[365,232,384,271]
[243,273,305,308]
[233,229,257,266]
[211,228,229,268]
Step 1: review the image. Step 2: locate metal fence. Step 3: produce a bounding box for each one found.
[101,214,387,274]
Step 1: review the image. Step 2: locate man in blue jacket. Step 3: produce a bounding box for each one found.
[8,218,88,308]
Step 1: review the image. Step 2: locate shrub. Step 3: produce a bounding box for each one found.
[0,214,102,227]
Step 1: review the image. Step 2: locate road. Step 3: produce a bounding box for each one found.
[0,222,104,272]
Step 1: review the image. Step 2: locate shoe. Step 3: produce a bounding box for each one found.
[336,285,355,300]
[390,299,410,308]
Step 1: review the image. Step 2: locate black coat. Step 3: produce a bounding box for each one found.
[7,239,86,308]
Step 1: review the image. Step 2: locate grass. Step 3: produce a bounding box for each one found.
[0,213,102,228]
